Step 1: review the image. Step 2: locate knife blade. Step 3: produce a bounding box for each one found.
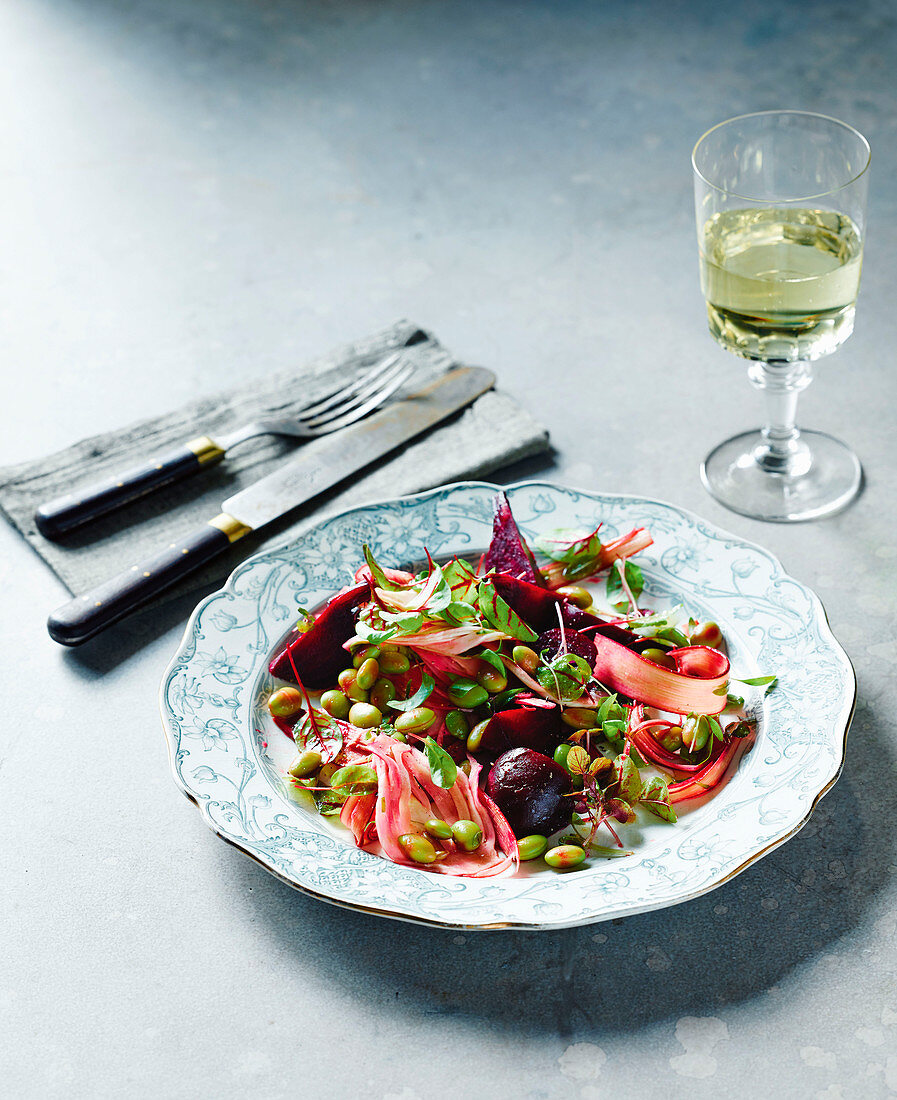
[47,366,495,645]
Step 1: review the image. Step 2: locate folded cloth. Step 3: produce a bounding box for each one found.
[0,319,550,603]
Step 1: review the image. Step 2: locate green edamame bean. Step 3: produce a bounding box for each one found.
[399,833,437,864]
[352,645,381,668]
[447,678,489,709]
[561,707,598,730]
[348,702,382,729]
[682,717,709,752]
[477,667,508,693]
[355,657,380,691]
[444,710,469,740]
[553,743,572,768]
[369,678,396,711]
[544,844,587,869]
[337,669,368,703]
[641,647,677,669]
[379,649,411,674]
[557,585,593,610]
[659,725,683,752]
[424,818,453,840]
[511,645,540,673]
[466,719,490,753]
[691,621,723,649]
[517,834,549,861]
[267,687,305,718]
[389,730,407,743]
[451,819,482,851]
[320,690,350,720]
[394,707,436,735]
[288,750,322,778]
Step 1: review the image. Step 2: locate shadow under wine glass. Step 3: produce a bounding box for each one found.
[693,110,870,522]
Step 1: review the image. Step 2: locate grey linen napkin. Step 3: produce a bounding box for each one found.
[0,320,549,604]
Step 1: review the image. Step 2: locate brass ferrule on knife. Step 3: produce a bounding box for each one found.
[208,513,253,542]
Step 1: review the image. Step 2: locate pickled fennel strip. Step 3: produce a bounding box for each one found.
[340,734,517,877]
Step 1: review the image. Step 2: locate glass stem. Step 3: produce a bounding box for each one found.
[747,360,813,476]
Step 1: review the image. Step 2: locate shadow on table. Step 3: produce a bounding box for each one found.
[231,694,892,1037]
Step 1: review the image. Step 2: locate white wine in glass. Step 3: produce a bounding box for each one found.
[693,112,870,522]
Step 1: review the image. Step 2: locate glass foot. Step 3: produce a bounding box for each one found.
[701,429,862,522]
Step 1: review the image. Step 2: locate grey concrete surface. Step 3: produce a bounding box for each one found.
[2,1,896,1098]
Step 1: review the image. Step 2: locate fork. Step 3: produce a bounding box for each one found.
[34,352,416,540]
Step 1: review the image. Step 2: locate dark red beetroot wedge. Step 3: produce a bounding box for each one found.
[493,571,609,635]
[483,492,543,584]
[492,573,562,633]
[478,705,565,757]
[269,581,370,688]
[486,747,572,838]
[536,628,597,665]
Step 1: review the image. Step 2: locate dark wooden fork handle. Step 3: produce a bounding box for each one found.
[34,436,225,540]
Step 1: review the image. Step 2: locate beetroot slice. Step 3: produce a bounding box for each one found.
[483,492,543,584]
[492,573,562,632]
[486,748,572,838]
[268,581,369,688]
[478,705,564,757]
[536,628,597,665]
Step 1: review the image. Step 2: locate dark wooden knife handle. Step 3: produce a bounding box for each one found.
[34,436,225,540]
[47,515,246,646]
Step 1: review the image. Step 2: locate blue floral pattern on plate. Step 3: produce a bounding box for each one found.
[159,482,855,930]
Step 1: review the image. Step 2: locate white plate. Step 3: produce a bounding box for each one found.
[160,481,855,930]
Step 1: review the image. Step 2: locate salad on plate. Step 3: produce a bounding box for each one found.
[264,492,772,879]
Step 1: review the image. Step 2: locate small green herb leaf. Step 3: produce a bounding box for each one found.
[606,560,644,602]
[329,763,379,794]
[640,775,677,823]
[294,708,343,761]
[362,545,402,591]
[475,647,506,675]
[377,609,426,634]
[423,736,457,789]
[565,745,591,776]
[445,600,478,621]
[442,558,479,603]
[610,753,643,804]
[597,693,624,724]
[388,672,435,713]
[355,619,399,644]
[602,718,627,745]
[477,580,539,643]
[738,675,778,691]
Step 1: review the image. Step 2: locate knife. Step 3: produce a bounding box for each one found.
[47,366,494,646]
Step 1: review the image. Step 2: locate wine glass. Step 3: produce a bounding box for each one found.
[692,110,870,522]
